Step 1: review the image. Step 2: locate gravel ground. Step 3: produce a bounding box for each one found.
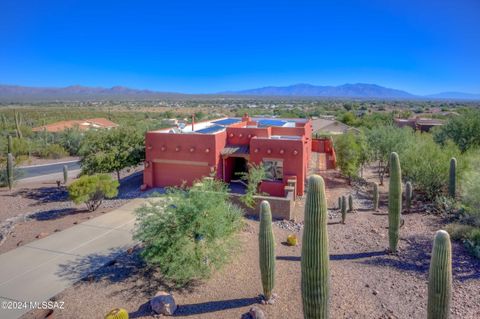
[0,166,156,254]
[23,167,480,319]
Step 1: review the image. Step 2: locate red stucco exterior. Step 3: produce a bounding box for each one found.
[143,116,326,197]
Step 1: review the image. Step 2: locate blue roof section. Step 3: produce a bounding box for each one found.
[212,118,241,126]
[257,119,288,127]
[195,125,225,134]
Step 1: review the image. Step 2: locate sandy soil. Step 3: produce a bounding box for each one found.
[0,166,149,254]
[23,166,480,319]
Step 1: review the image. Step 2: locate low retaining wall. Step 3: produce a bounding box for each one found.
[230,187,295,220]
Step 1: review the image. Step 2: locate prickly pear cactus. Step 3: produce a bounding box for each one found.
[427,230,452,319]
[301,175,329,319]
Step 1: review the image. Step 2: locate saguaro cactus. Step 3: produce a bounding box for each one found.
[301,175,329,319]
[7,135,12,154]
[63,165,68,184]
[405,181,413,212]
[338,197,341,210]
[448,157,457,198]
[348,194,353,212]
[388,152,402,253]
[259,200,275,301]
[14,111,22,139]
[373,182,379,211]
[427,230,452,319]
[7,153,13,190]
[341,196,347,224]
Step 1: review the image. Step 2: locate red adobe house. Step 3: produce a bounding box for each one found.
[143,114,335,197]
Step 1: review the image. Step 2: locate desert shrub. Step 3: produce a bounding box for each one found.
[460,158,480,226]
[80,127,144,181]
[134,177,244,286]
[11,137,32,157]
[334,131,370,183]
[68,174,119,211]
[237,163,266,207]
[57,128,84,155]
[365,126,414,184]
[401,135,462,200]
[36,144,69,159]
[433,110,480,152]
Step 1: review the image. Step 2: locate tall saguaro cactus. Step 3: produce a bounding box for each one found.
[373,182,379,211]
[63,165,68,184]
[301,175,329,319]
[388,152,402,253]
[405,181,413,212]
[341,195,347,224]
[427,230,452,319]
[7,135,13,154]
[448,157,457,198]
[348,194,353,212]
[14,111,22,139]
[338,197,341,210]
[259,200,275,301]
[7,153,13,190]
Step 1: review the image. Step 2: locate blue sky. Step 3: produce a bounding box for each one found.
[0,0,479,95]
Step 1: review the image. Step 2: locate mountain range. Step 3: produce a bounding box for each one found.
[0,83,479,101]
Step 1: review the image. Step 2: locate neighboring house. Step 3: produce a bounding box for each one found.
[394,117,444,132]
[312,118,360,135]
[143,114,335,197]
[32,118,118,132]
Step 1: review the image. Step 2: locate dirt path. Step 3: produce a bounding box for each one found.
[26,169,480,319]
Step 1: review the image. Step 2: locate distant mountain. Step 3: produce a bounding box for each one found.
[1,83,479,101]
[0,84,183,102]
[425,91,480,100]
[224,83,416,99]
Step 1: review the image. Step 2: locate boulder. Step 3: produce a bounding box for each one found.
[150,291,177,315]
[249,306,266,319]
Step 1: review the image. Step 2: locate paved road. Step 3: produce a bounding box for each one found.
[18,160,81,180]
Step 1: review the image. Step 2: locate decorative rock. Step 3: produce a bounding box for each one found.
[150,291,177,316]
[249,306,266,319]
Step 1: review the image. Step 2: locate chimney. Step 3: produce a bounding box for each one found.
[242,112,251,122]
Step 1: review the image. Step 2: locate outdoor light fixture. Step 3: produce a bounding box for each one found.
[147,145,153,150]
[160,146,166,151]
[279,149,285,154]
[248,134,252,138]
[229,133,234,137]
[293,150,298,155]
[205,148,210,153]
[254,148,259,153]
[175,146,181,152]
[267,149,272,154]
[239,133,243,138]
[190,147,195,152]
[145,161,150,168]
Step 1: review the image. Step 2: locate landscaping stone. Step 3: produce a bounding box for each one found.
[150,291,177,315]
[249,306,266,319]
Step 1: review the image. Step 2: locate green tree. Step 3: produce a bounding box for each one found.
[433,110,480,152]
[79,127,144,181]
[68,174,119,211]
[334,132,362,184]
[134,177,244,286]
[366,126,413,185]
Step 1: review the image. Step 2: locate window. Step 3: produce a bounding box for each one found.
[263,159,283,181]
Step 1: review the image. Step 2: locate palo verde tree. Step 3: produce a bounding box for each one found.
[79,127,145,182]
